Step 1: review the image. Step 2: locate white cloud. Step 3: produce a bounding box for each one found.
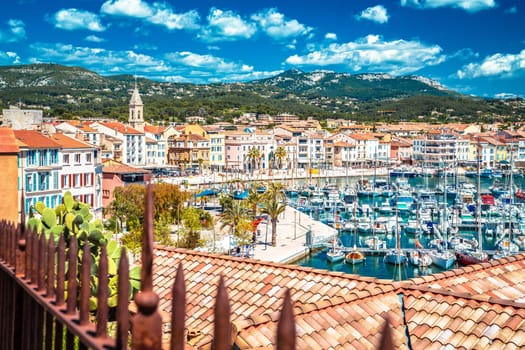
[165,51,252,73]
[400,0,496,13]
[286,34,445,75]
[0,19,26,43]
[198,8,256,42]
[101,0,153,18]
[457,50,525,79]
[0,51,21,64]
[148,5,200,30]
[356,5,389,24]
[28,42,169,75]
[52,9,106,32]
[325,33,337,41]
[251,8,313,40]
[101,0,200,30]
[85,35,106,43]
[26,42,277,84]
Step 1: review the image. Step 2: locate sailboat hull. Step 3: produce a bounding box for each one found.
[456,251,489,266]
[429,251,456,269]
[384,251,407,265]
[345,251,365,264]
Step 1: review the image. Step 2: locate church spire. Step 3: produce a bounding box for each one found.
[129,79,144,132]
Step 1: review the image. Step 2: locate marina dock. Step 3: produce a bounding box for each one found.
[251,205,337,264]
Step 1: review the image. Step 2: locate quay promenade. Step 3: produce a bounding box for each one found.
[250,205,337,264]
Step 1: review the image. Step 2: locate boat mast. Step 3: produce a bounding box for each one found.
[509,145,514,250]
[477,137,482,254]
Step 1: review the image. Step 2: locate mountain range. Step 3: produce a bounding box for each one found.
[0,63,523,124]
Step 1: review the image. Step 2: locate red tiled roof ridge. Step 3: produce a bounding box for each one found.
[153,245,395,285]
[405,285,525,310]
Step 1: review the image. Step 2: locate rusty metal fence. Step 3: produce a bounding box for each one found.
[0,185,393,349]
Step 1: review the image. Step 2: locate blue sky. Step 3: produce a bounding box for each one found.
[1,0,524,98]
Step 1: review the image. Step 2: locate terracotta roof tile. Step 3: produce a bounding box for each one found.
[49,133,94,149]
[0,127,19,153]
[151,247,525,349]
[14,129,61,148]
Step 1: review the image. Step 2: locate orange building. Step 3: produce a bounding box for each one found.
[0,128,20,223]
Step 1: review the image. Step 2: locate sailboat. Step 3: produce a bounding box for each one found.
[346,202,365,264]
[384,194,407,265]
[409,239,432,267]
[428,166,456,269]
[326,235,345,263]
[456,142,489,266]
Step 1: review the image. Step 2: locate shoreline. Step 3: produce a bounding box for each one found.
[159,165,473,190]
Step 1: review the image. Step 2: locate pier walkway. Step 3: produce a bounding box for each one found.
[250,205,337,264]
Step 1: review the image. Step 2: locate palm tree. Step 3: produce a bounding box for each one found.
[260,181,287,247]
[246,147,261,176]
[260,196,287,247]
[274,146,287,170]
[247,182,265,220]
[219,200,251,252]
[264,181,287,202]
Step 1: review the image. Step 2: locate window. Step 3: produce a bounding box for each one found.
[39,172,50,191]
[84,173,92,186]
[74,154,81,164]
[74,174,81,187]
[86,153,92,163]
[26,174,34,192]
[26,150,36,166]
[63,154,70,165]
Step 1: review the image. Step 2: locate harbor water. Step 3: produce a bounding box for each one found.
[288,172,525,280]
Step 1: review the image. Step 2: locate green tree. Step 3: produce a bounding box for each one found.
[246,147,261,175]
[183,207,213,248]
[260,196,287,247]
[107,183,190,253]
[259,183,287,247]
[219,200,251,252]
[274,146,287,170]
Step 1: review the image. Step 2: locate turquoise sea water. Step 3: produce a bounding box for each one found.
[290,173,523,281]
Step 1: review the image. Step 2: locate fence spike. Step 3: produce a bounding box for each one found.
[31,229,38,284]
[116,248,130,350]
[131,183,162,349]
[141,182,154,292]
[56,234,66,306]
[277,288,296,350]
[213,275,232,350]
[96,244,109,337]
[170,264,186,350]
[79,240,92,326]
[24,228,32,280]
[66,236,78,314]
[378,316,394,350]
[46,235,55,299]
[38,232,46,291]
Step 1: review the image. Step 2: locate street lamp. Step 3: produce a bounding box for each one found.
[264,219,269,250]
[294,210,297,240]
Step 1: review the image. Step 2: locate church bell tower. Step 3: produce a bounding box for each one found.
[129,80,144,132]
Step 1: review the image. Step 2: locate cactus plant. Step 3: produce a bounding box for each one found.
[27,190,141,312]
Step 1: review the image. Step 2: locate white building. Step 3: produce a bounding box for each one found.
[91,121,145,166]
[48,133,102,216]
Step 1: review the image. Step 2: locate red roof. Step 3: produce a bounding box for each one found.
[48,133,95,149]
[13,129,61,149]
[99,121,143,135]
[0,127,19,153]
